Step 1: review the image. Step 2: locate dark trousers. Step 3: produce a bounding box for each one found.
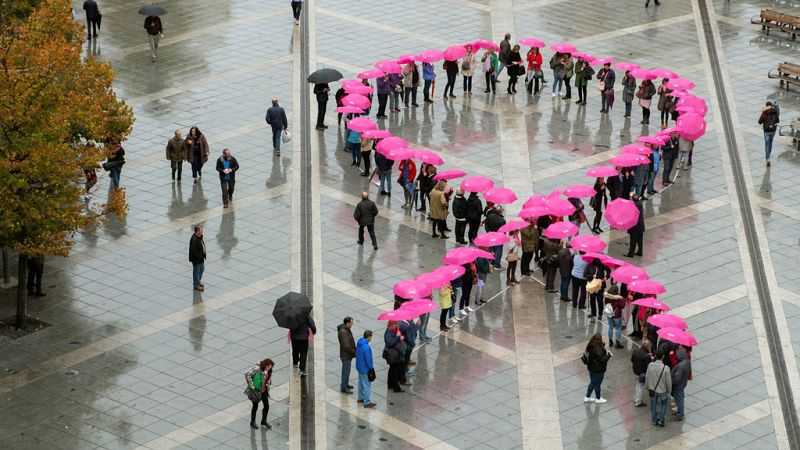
[571,277,587,308]
[361,151,371,174]
[191,155,204,178]
[221,179,234,204]
[444,73,456,96]
[592,210,603,231]
[26,260,43,295]
[484,72,496,93]
[578,84,587,103]
[628,232,644,255]
[521,251,534,275]
[358,224,377,247]
[545,265,558,290]
[560,275,571,299]
[387,363,403,390]
[625,101,633,117]
[291,339,309,372]
[455,219,467,243]
[291,1,302,20]
[316,100,327,127]
[404,87,417,106]
[459,282,472,309]
[170,161,183,180]
[564,78,572,97]
[467,219,481,243]
[86,15,99,36]
[423,80,432,100]
[250,395,269,424]
[432,219,447,236]
[660,107,670,125]
[463,76,472,92]
[642,106,651,122]
[377,94,388,116]
[662,157,675,183]
[440,308,448,328]
[589,291,604,318]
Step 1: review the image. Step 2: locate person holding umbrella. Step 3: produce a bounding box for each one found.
[313,83,330,130]
[625,194,645,257]
[141,8,164,62]
[290,313,316,377]
[273,292,316,377]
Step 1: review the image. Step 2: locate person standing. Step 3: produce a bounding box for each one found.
[562,53,574,99]
[376,74,391,118]
[604,285,625,348]
[389,73,402,113]
[360,135,373,177]
[402,62,420,107]
[582,332,611,404]
[758,101,780,166]
[245,359,274,429]
[645,0,662,7]
[558,243,573,301]
[374,151,393,195]
[313,83,330,130]
[473,252,490,305]
[452,189,468,244]
[574,57,592,104]
[290,314,317,377]
[429,181,449,239]
[584,258,608,320]
[265,99,288,156]
[185,126,209,182]
[458,262,476,317]
[506,45,522,94]
[355,330,376,408]
[657,78,672,128]
[625,195,645,257]
[398,319,417,385]
[520,222,538,276]
[397,159,417,208]
[484,205,506,267]
[383,321,406,393]
[506,230,520,285]
[291,0,302,24]
[646,349,672,426]
[105,141,125,188]
[347,129,362,167]
[526,47,543,95]
[671,347,691,421]
[422,62,435,103]
[465,192,483,244]
[82,0,100,39]
[215,149,239,208]
[646,147,661,195]
[442,59,459,98]
[550,52,564,98]
[638,79,657,124]
[542,238,560,291]
[621,71,637,118]
[461,45,476,95]
[481,48,499,94]
[337,317,356,394]
[631,340,653,407]
[26,255,45,297]
[143,15,163,62]
[439,283,453,331]
[354,191,379,250]
[498,33,511,78]
[678,134,695,168]
[189,224,206,291]
[571,251,588,308]
[598,62,615,113]
[590,177,607,233]
[166,130,184,181]
[416,164,434,212]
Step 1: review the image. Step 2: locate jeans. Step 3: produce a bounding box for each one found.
[357,372,371,404]
[423,79,432,100]
[170,161,183,180]
[272,128,282,151]
[586,370,605,399]
[350,142,361,165]
[109,167,121,188]
[291,339,309,372]
[379,172,391,193]
[625,101,632,117]
[484,72,496,93]
[560,275,571,299]
[291,1,302,20]
[764,131,775,160]
[459,282,472,310]
[192,262,204,288]
[444,73,456,96]
[635,375,645,404]
[463,76,473,92]
[673,389,685,418]
[571,276,587,308]
[652,392,669,423]
[647,168,659,192]
[552,73,563,94]
[220,179,235,204]
[404,87,417,106]
[418,313,430,340]
[390,91,400,110]
[340,358,352,391]
[358,224,376,247]
[608,317,622,342]
[491,245,503,268]
[662,157,675,184]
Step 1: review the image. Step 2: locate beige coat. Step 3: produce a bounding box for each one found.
[429,185,449,220]
[461,52,476,76]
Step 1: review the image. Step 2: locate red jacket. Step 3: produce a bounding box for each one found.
[398,160,417,183]
[527,51,542,71]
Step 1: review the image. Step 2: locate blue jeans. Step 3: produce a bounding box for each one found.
[350,142,361,164]
[390,91,400,110]
[764,131,775,160]
[109,167,121,188]
[651,392,669,423]
[608,317,622,342]
[341,358,352,391]
[586,370,604,399]
[491,245,503,268]
[357,372,371,405]
[423,79,432,100]
[449,288,459,318]
[647,169,659,192]
[560,275,571,299]
[379,172,391,193]
[272,128,282,151]
[192,262,204,288]
[418,313,430,340]
[552,73,563,94]
[673,389,685,418]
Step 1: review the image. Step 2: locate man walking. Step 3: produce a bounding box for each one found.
[290,315,316,377]
[353,191,379,250]
[452,189,468,244]
[337,317,356,394]
[215,149,239,208]
[758,101,780,167]
[265,99,288,156]
[646,349,671,427]
[166,130,184,181]
[671,347,691,421]
[313,83,330,130]
[189,225,206,291]
[143,15,163,62]
[498,33,511,78]
[291,0,302,25]
[82,0,100,39]
[356,330,376,408]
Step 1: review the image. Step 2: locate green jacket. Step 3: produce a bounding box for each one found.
[574,61,587,87]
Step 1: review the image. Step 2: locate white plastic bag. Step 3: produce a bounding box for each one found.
[281,130,292,143]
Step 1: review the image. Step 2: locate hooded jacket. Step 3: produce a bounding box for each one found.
[452,194,468,220]
[337,324,356,360]
[631,347,652,376]
[429,183,449,220]
[466,193,483,221]
[355,337,374,374]
[671,348,692,391]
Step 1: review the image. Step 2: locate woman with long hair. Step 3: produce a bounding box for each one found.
[590,177,608,233]
[185,126,209,183]
[582,332,611,403]
[245,359,274,429]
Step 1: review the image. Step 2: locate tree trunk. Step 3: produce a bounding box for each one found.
[2,247,9,284]
[16,254,27,328]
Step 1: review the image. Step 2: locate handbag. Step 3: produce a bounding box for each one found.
[578,211,586,224]
[597,80,605,91]
[586,278,602,294]
[282,129,292,143]
[649,365,666,398]
[245,388,262,402]
[603,302,614,316]
[580,351,589,365]
[461,60,471,71]
[506,251,519,262]
[517,65,526,76]
[368,368,376,382]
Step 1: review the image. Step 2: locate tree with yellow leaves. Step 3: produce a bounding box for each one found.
[0,0,134,328]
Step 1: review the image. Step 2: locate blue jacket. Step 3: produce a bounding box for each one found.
[422,63,435,81]
[265,105,288,131]
[355,337,373,374]
[399,320,417,348]
[382,328,401,360]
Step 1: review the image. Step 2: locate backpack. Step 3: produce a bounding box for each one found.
[763,111,779,132]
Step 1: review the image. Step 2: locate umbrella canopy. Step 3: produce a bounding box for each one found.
[648,314,688,330]
[415,272,449,290]
[657,127,679,138]
[609,154,649,167]
[433,169,467,181]
[543,221,579,239]
[335,106,364,114]
[443,247,493,265]
[667,90,690,99]
[586,167,619,178]
[473,40,500,51]
[362,129,392,139]
[498,220,530,234]
[357,69,384,79]
[580,252,607,264]
[570,235,607,252]
[383,148,413,161]
[657,327,697,346]
[573,52,596,63]
[665,77,695,91]
[139,4,167,15]
[676,112,706,140]
[443,45,467,61]
[461,176,494,193]
[523,194,548,209]
[396,54,421,64]
[629,68,657,80]
[341,79,372,95]
[651,68,678,79]
[545,198,576,217]
[412,149,444,166]
[378,309,418,321]
[518,206,550,220]
[564,184,596,198]
[376,136,408,153]
[636,135,667,146]
[347,117,377,133]
[434,264,466,281]
[610,265,648,284]
[393,280,430,299]
[614,62,640,71]
[600,256,626,268]
[620,144,653,156]
[473,232,510,247]
[632,297,671,311]
[419,49,445,63]
[399,299,438,315]
[550,42,577,53]
[605,198,639,231]
[272,291,312,329]
[341,94,371,109]
[307,68,343,84]
[375,60,402,74]
[676,96,708,115]
[483,187,517,204]
[590,57,615,66]
[519,37,546,48]
[629,279,667,295]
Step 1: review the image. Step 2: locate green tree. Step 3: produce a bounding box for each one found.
[0,0,134,328]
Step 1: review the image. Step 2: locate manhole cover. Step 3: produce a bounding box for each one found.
[565,335,573,339]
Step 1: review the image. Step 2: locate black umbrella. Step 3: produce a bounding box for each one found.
[272,291,312,329]
[139,4,167,16]
[307,68,343,84]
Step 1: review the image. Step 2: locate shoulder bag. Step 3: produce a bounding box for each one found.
[648,365,666,398]
[603,302,614,316]
[586,277,602,294]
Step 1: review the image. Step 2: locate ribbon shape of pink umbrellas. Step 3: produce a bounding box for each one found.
[377,309,418,321]
[341,79,373,95]
[519,37,546,48]
[483,187,518,204]
[340,94,371,109]
[550,42,577,53]
[399,299,438,316]
[393,279,430,299]
[473,232,510,247]
[569,234,607,252]
[544,197,576,217]
[636,136,667,146]
[609,153,649,167]
[412,149,444,166]
[376,136,408,153]
[542,221,579,239]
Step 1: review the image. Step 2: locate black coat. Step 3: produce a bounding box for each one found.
[313,84,329,103]
[606,175,623,200]
[465,194,483,221]
[452,195,468,219]
[628,200,645,235]
[631,348,651,375]
[83,0,100,18]
[189,233,206,264]
[585,345,611,373]
[353,199,378,226]
[661,137,679,160]
[484,211,505,232]
[215,156,239,181]
[290,316,317,341]
[374,151,393,173]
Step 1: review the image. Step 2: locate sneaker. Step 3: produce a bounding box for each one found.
[466,306,474,313]
[364,403,377,408]
[584,396,594,403]
[460,308,467,316]
[552,92,556,98]
[299,371,306,377]
[594,397,607,404]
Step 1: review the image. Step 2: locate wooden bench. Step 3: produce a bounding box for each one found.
[751,9,799,39]
[779,117,800,150]
[768,62,800,90]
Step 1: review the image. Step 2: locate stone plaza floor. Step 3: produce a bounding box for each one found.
[1,0,799,448]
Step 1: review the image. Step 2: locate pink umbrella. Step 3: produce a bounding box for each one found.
[393,279,430,299]
[498,220,530,234]
[443,247,482,265]
[362,129,392,139]
[434,264,466,281]
[620,144,653,156]
[581,252,607,263]
[543,222,579,239]
[412,149,444,166]
[433,169,467,181]
[347,117,377,133]
[399,299,438,315]
[615,62,640,71]
[564,184,597,198]
[396,54,421,64]
[484,187,517,204]
[648,314,688,330]
[519,37,546,48]
[651,68,678,79]
[570,235,607,252]
[586,167,619,178]
[677,95,708,115]
[415,271,449,290]
[357,69,384,79]
[376,136,408,153]
[419,49,445,63]
[545,198,576,217]
[550,42,577,53]
[461,176,494,193]
[609,154,649,167]
[657,327,698,346]
[473,232,510,247]
[676,112,706,140]
[341,94,371,109]
[473,40,500,51]
[375,60,402,74]
[572,52,593,61]
[629,279,667,295]
[523,194,548,209]
[601,256,626,268]
[342,80,373,95]
[383,147,413,161]
[590,57,615,66]
[335,106,364,114]
[657,127,679,138]
[519,206,550,219]
[629,68,657,80]
[667,90,690,98]
[665,77,695,91]
[605,198,639,230]
[632,297,670,311]
[610,265,648,284]
[378,309,418,321]
[443,45,467,61]
[636,135,668,146]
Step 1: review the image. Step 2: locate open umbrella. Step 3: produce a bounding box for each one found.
[665,78,695,91]
[570,235,607,252]
[632,297,670,311]
[473,40,500,51]
[419,49,445,63]
[629,68,657,80]
[415,272,449,290]
[590,57,615,66]
[399,299,438,315]
[376,136,408,153]
[396,54,421,64]
[341,79,372,95]
[378,309,418,321]
[347,117,377,133]
[307,68,343,84]
[648,314,688,330]
[651,68,678,79]
[614,62,640,71]
[461,176,494,193]
[433,169,467,181]
[519,38,546,48]
[435,264,466,281]
[523,194,548,209]
[335,106,364,114]
[609,154,649,167]
[443,45,467,61]
[605,198,639,230]
[375,60,402,74]
[272,291,312,329]
[340,94,371,109]
[383,148,413,161]
[667,90,690,99]
[657,327,698,346]
[473,232,510,247]
[393,280,430,299]
[636,136,667,146]
[443,247,493,265]
[483,187,517,204]
[544,198,576,217]
[677,96,708,115]
[629,280,667,295]
[498,220,530,234]
[610,265,648,284]
[620,144,653,156]
[412,149,444,166]
[357,69,384,79]
[598,255,625,268]
[518,206,550,220]
[139,4,167,15]
[586,167,619,178]
[362,129,392,139]
[543,221,579,239]
[550,42,577,53]
[676,112,706,140]
[564,184,596,198]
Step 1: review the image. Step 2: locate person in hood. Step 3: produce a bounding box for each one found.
[355,330,376,408]
[671,347,692,421]
[631,340,653,407]
[452,189,468,244]
[337,317,356,394]
[583,332,612,404]
[466,192,483,244]
[646,349,672,427]
[758,101,780,166]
